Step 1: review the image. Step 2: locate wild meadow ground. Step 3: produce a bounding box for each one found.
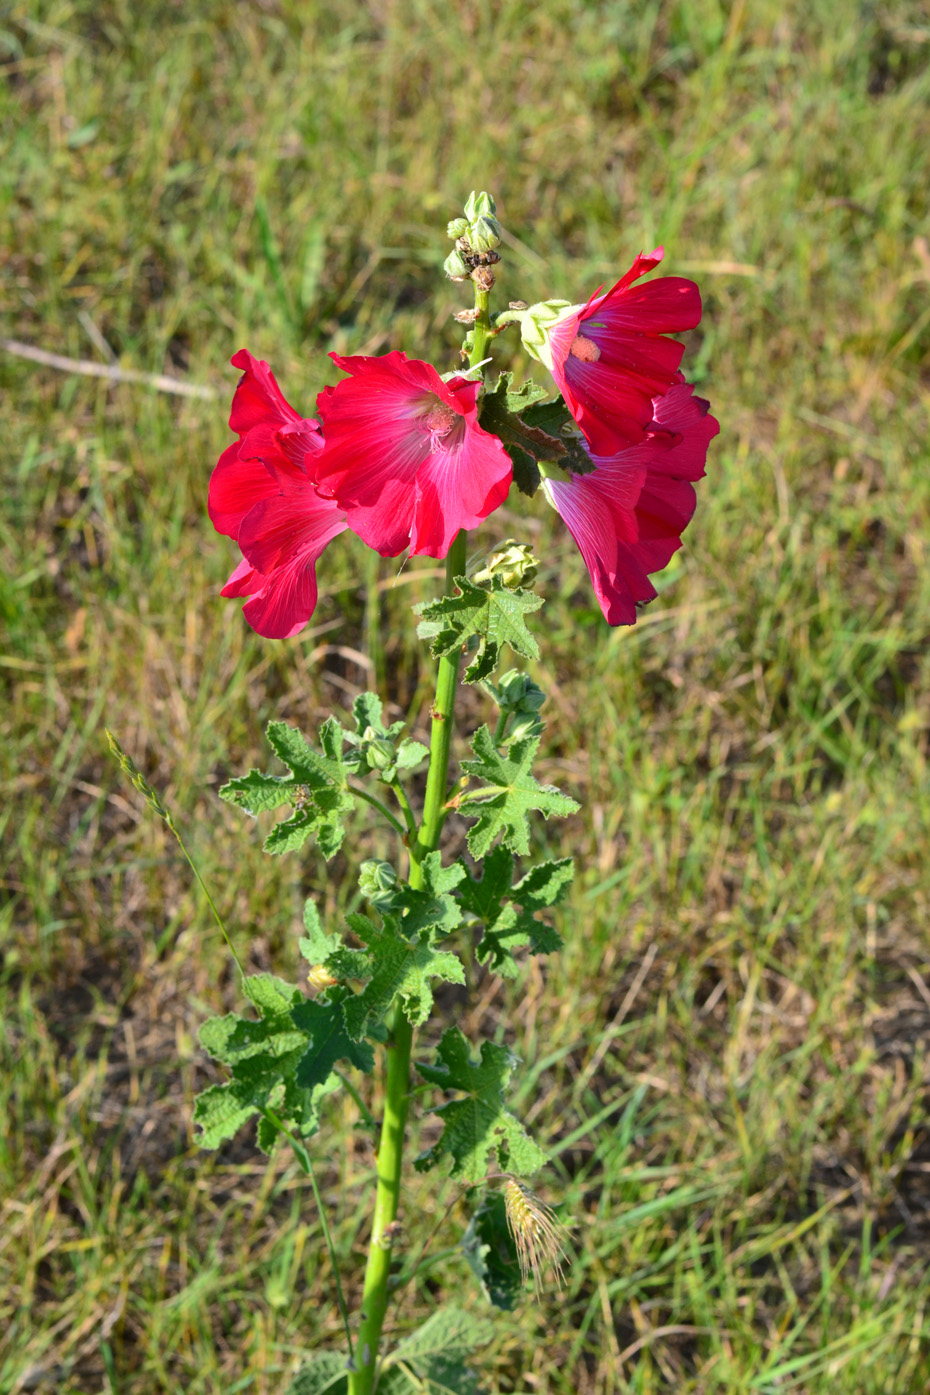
[3,1,930,1391]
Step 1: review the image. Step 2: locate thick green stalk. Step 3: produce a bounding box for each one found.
[348,530,468,1395]
[469,286,492,368]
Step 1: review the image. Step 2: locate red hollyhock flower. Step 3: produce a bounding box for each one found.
[209,350,347,639]
[541,377,719,626]
[527,248,703,459]
[313,351,513,558]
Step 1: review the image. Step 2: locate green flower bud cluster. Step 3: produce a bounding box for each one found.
[471,539,539,590]
[444,190,504,282]
[344,713,429,784]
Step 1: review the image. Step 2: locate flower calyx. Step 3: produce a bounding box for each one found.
[471,540,539,591]
[359,859,400,912]
[515,299,576,371]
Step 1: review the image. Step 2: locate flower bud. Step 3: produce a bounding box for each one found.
[472,540,538,590]
[359,860,398,900]
[518,679,546,713]
[507,712,544,743]
[362,729,395,772]
[307,964,339,991]
[496,668,530,707]
[464,190,496,221]
[446,217,469,239]
[469,214,502,254]
[443,248,470,281]
[519,299,576,371]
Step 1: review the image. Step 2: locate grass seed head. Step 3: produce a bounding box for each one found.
[503,1177,569,1296]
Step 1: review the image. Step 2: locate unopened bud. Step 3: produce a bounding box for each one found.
[446,217,469,239]
[469,214,502,254]
[464,190,496,221]
[472,540,538,590]
[507,712,544,743]
[496,669,530,707]
[518,679,546,713]
[519,299,575,371]
[359,860,398,902]
[444,248,470,281]
[307,964,338,991]
[364,733,395,772]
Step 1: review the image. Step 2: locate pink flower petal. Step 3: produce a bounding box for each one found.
[209,352,346,637]
[209,350,324,538]
[545,379,719,625]
[209,441,280,539]
[546,251,704,458]
[314,351,512,557]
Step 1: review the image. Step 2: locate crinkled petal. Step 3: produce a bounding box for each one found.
[210,352,344,638]
[546,380,718,625]
[544,457,649,625]
[237,488,347,580]
[229,349,298,435]
[240,552,323,639]
[229,488,347,639]
[209,442,280,538]
[409,421,513,556]
[221,556,265,597]
[210,350,324,538]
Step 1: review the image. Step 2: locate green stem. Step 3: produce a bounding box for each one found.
[493,708,509,746]
[388,777,419,845]
[350,783,407,838]
[348,530,468,1395]
[469,286,492,369]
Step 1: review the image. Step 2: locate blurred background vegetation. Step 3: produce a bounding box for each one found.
[3,0,930,1391]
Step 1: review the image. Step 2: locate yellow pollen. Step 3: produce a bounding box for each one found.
[569,334,601,363]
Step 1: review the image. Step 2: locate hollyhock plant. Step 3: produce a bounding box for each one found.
[209,349,348,639]
[313,350,513,557]
[112,194,719,1395]
[540,377,719,625]
[519,248,702,457]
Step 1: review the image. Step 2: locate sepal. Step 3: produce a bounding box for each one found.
[518,299,575,370]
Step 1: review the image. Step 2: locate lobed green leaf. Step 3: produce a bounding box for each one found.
[416,576,543,684]
[459,726,579,857]
[458,847,571,978]
[338,915,465,1039]
[415,1028,547,1182]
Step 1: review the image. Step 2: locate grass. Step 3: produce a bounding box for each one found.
[2,0,930,1390]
